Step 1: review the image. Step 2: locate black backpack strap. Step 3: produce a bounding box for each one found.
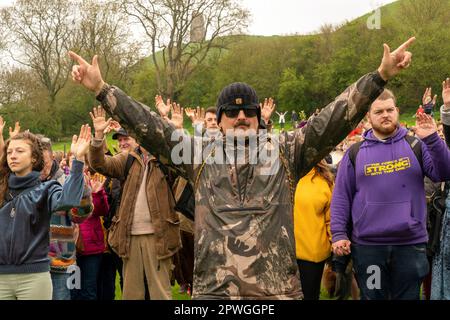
[174,181,195,221]
[114,154,135,216]
[348,141,364,169]
[154,157,195,220]
[349,135,424,171]
[123,153,135,181]
[404,135,423,172]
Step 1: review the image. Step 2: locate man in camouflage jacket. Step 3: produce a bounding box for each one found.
[69,37,415,299]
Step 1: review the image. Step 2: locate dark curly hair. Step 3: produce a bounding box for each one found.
[0,132,45,206]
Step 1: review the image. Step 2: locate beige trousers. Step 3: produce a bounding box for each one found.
[0,272,52,300]
[122,234,172,300]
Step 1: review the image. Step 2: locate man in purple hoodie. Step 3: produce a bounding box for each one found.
[331,88,450,300]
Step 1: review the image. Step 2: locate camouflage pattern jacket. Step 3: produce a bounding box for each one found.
[96,71,386,299]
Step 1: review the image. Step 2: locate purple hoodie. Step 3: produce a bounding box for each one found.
[331,127,450,245]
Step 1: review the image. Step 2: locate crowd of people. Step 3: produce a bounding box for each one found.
[1,36,450,301]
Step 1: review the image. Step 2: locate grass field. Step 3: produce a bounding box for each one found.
[114,274,191,300]
[113,273,339,300]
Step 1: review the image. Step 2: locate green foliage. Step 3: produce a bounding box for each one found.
[3,0,450,138]
[277,68,308,112]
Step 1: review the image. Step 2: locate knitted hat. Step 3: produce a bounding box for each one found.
[216,82,261,124]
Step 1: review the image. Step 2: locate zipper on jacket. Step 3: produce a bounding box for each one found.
[233,142,251,208]
[9,202,17,262]
[10,207,16,218]
[234,147,243,206]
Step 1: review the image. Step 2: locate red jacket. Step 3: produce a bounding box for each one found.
[78,188,109,256]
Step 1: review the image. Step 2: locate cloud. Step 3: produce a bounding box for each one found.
[242,0,397,36]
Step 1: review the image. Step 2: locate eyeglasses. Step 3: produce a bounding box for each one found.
[223,106,259,118]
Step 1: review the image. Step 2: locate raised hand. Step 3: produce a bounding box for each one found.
[422,87,437,106]
[90,173,106,193]
[169,102,184,129]
[107,120,122,133]
[155,95,171,119]
[185,106,206,126]
[68,51,105,95]
[9,121,21,139]
[89,106,112,139]
[0,116,5,135]
[185,107,196,123]
[0,116,5,156]
[71,125,92,161]
[378,37,415,81]
[413,113,437,139]
[260,98,276,124]
[443,78,450,110]
[193,107,206,126]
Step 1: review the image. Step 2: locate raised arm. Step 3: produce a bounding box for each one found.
[49,125,91,212]
[88,105,128,179]
[287,37,415,180]
[69,51,193,180]
[260,98,276,126]
[0,116,5,158]
[441,78,450,148]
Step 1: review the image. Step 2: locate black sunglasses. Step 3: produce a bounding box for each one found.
[223,105,259,118]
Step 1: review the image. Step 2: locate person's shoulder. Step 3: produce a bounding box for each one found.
[41,180,62,191]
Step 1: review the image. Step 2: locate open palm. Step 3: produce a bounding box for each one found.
[71,125,92,160]
[185,108,196,123]
[0,116,5,134]
[9,122,21,139]
[261,98,276,123]
[169,103,184,129]
[443,78,450,109]
[90,173,106,193]
[193,107,205,126]
[414,113,437,139]
[422,87,437,106]
[90,106,112,134]
[155,95,171,118]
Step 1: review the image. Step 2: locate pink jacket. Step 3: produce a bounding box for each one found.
[78,188,109,256]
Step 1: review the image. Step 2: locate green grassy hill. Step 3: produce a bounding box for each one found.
[128,0,450,120]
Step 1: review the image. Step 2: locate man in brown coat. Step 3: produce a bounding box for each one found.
[88,106,181,300]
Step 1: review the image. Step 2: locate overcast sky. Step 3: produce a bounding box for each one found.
[0,0,397,36]
[242,0,397,35]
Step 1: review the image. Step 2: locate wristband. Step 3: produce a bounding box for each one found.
[96,83,111,102]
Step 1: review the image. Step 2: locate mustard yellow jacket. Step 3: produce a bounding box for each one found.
[294,168,333,263]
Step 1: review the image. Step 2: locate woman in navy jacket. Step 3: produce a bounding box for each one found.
[0,125,91,300]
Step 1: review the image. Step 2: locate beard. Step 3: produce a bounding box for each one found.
[372,121,398,136]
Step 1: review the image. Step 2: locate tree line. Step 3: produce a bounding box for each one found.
[1,0,450,139]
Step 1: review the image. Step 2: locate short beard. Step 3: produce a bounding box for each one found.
[372,122,398,137]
